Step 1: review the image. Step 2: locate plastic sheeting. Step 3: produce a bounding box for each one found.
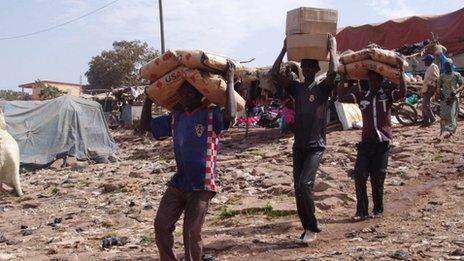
[334,101,362,130]
[0,95,117,166]
[336,8,464,55]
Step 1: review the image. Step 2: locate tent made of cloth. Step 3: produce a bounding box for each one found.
[336,8,464,56]
[0,95,118,166]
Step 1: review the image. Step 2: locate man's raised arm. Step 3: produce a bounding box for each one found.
[271,39,291,94]
[325,34,338,86]
[223,60,237,125]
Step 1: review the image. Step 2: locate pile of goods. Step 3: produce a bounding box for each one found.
[285,7,338,61]
[240,61,303,95]
[337,47,409,83]
[140,49,246,111]
[395,40,431,56]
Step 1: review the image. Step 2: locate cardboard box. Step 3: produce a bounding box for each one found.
[287,34,329,62]
[286,7,338,35]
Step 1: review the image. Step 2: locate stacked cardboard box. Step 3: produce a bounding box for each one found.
[286,7,338,62]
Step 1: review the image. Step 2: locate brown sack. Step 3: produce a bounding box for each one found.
[146,66,187,110]
[339,49,371,64]
[140,50,180,82]
[370,48,408,67]
[183,69,245,112]
[176,49,243,73]
[337,60,402,84]
[339,48,408,67]
[424,43,447,55]
[286,7,338,35]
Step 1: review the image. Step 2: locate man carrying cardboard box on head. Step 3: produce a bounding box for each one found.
[271,33,337,244]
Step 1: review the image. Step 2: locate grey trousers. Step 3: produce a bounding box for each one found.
[422,92,436,124]
[155,186,213,261]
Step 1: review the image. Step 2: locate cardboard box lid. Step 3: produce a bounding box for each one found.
[287,7,338,23]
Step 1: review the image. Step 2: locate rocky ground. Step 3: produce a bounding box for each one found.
[1,122,464,260]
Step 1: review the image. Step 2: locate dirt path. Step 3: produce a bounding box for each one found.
[229,177,448,261]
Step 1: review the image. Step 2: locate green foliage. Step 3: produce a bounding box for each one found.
[36,80,66,100]
[218,203,293,220]
[140,235,153,246]
[263,202,274,215]
[85,40,158,90]
[244,202,291,218]
[51,187,60,195]
[262,202,292,218]
[0,90,25,101]
[219,206,238,219]
[434,153,443,161]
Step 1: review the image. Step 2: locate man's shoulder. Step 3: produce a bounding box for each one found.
[429,63,440,74]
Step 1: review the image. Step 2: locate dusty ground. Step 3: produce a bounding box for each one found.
[1,122,464,260]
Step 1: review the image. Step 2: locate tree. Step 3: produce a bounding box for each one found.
[85,40,158,90]
[35,80,66,100]
[0,90,26,101]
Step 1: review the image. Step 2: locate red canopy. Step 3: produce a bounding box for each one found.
[336,8,464,55]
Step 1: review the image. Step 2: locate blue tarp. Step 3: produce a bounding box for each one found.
[0,95,118,165]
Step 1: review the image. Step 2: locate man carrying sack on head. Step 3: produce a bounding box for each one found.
[140,61,237,261]
[337,57,407,221]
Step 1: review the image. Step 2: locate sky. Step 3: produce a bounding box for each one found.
[0,0,462,90]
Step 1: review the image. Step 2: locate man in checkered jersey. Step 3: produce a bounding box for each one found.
[140,62,236,261]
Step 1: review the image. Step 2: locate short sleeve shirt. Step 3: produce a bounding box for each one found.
[422,63,440,94]
[150,106,229,192]
[349,82,402,142]
[288,78,335,148]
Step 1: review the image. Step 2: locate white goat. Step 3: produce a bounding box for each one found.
[0,109,23,196]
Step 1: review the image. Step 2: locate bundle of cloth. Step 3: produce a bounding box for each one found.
[337,47,409,83]
[140,49,246,111]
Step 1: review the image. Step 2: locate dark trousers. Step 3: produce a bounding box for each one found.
[354,141,389,216]
[422,92,436,124]
[293,146,324,232]
[154,186,213,261]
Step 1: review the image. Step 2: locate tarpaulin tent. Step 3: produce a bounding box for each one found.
[0,95,117,166]
[336,8,464,56]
